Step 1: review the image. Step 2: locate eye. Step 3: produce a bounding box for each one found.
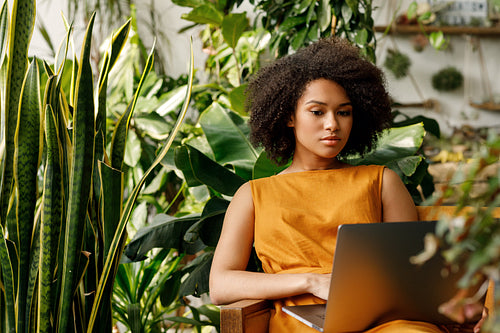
[337,110,352,116]
[310,110,323,116]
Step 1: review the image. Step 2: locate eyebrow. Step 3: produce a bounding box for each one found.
[305,100,352,107]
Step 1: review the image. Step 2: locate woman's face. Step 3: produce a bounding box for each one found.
[288,78,353,163]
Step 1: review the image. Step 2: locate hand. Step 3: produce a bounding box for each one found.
[307,273,331,300]
[439,307,488,333]
[473,307,488,333]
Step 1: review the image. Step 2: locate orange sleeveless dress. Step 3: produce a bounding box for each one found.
[250,165,444,333]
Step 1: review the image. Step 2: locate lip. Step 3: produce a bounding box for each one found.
[320,135,341,141]
[320,135,341,146]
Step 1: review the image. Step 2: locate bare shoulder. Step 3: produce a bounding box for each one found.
[229,182,253,211]
[381,168,418,222]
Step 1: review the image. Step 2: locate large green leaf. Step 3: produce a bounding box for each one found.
[58,13,96,332]
[221,13,248,49]
[123,214,203,261]
[175,144,246,196]
[181,3,224,25]
[348,123,425,166]
[199,102,258,179]
[14,57,40,332]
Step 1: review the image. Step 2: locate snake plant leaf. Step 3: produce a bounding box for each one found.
[96,19,131,159]
[110,39,154,170]
[87,39,195,332]
[14,57,40,333]
[98,161,123,261]
[0,0,35,225]
[26,212,40,331]
[0,225,15,332]
[199,102,258,179]
[221,13,248,49]
[175,144,246,196]
[39,104,63,333]
[0,1,8,66]
[58,12,96,332]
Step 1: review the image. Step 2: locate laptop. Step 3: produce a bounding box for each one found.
[282,221,482,332]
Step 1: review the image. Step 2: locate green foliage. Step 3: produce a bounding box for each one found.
[431,66,464,92]
[384,48,411,79]
[0,1,194,331]
[422,132,500,332]
[252,0,376,60]
[113,249,186,333]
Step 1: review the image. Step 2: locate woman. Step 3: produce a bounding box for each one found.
[209,37,481,333]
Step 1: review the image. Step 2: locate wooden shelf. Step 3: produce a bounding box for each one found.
[375,25,500,36]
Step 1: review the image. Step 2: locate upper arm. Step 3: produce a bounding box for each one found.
[381,168,418,222]
[210,182,255,276]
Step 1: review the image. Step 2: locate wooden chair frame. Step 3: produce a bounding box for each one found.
[219,206,500,333]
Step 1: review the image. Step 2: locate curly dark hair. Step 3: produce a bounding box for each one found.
[247,37,392,166]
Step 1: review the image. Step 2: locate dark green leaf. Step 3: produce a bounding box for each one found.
[179,252,213,296]
[15,57,40,333]
[123,214,202,261]
[278,16,307,32]
[58,13,96,332]
[175,145,246,196]
[291,27,308,50]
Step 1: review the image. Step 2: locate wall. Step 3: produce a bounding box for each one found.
[373,0,500,135]
[30,0,500,135]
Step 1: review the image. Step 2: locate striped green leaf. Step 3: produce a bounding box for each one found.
[39,104,63,333]
[57,12,96,333]
[0,225,15,332]
[96,19,131,160]
[0,0,35,227]
[0,1,8,66]
[14,57,41,333]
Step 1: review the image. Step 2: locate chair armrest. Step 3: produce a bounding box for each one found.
[220,299,272,333]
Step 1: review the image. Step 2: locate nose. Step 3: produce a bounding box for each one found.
[324,113,339,132]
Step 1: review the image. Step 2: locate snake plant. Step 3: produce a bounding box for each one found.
[0,0,193,331]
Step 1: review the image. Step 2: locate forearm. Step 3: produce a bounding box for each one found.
[210,270,319,305]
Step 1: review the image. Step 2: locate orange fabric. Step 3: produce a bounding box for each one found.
[250,165,444,333]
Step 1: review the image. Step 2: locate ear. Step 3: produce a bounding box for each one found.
[287,115,295,127]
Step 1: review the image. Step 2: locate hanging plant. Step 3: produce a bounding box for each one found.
[431,66,463,92]
[384,49,411,79]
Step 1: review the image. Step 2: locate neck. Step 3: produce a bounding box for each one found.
[283,157,346,173]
